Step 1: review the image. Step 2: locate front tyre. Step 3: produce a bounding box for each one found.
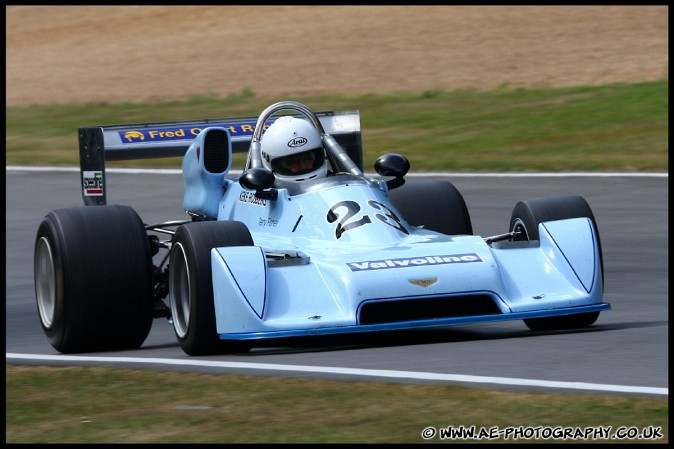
[34,205,154,353]
[509,195,603,331]
[169,221,254,355]
[387,180,472,235]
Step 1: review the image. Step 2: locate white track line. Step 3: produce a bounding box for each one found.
[5,166,668,177]
[6,353,667,396]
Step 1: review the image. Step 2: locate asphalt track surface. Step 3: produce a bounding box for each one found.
[6,167,668,396]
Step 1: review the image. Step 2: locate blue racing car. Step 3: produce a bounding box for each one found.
[33,101,610,355]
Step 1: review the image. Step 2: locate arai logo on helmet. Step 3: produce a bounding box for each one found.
[287,137,308,148]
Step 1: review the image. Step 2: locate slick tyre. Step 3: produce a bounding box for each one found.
[388,180,473,235]
[169,221,254,355]
[509,195,603,331]
[34,205,154,353]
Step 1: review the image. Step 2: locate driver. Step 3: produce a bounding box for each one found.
[260,116,328,189]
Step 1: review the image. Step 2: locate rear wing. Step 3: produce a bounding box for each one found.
[79,110,362,206]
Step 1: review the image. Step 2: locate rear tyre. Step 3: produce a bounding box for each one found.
[34,205,154,353]
[169,220,254,355]
[509,195,603,331]
[387,180,472,235]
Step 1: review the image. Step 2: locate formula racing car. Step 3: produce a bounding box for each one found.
[33,101,610,355]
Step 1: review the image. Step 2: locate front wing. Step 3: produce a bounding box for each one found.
[209,217,610,340]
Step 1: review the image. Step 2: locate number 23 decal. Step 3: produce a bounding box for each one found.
[326,200,409,239]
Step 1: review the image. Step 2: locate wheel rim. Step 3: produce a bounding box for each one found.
[34,236,56,329]
[169,243,191,339]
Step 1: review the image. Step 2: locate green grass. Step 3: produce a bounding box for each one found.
[6,365,668,444]
[5,80,668,171]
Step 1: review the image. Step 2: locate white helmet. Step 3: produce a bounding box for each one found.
[260,116,328,189]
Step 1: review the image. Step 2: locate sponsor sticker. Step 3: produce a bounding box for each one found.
[239,191,267,207]
[118,121,274,144]
[83,171,104,196]
[287,137,307,147]
[346,253,482,272]
[409,277,438,288]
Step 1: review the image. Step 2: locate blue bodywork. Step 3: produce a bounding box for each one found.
[181,125,609,341]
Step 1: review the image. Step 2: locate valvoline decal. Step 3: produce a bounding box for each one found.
[346,254,482,272]
[118,121,273,144]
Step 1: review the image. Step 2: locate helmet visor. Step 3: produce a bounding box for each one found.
[271,148,325,177]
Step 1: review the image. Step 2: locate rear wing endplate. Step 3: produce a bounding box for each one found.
[79,110,362,205]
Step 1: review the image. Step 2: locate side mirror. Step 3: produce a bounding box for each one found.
[239,168,278,200]
[374,153,410,190]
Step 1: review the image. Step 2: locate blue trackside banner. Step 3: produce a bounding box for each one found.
[346,253,482,272]
[117,121,274,144]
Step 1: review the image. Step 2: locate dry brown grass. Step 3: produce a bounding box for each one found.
[6,6,668,106]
